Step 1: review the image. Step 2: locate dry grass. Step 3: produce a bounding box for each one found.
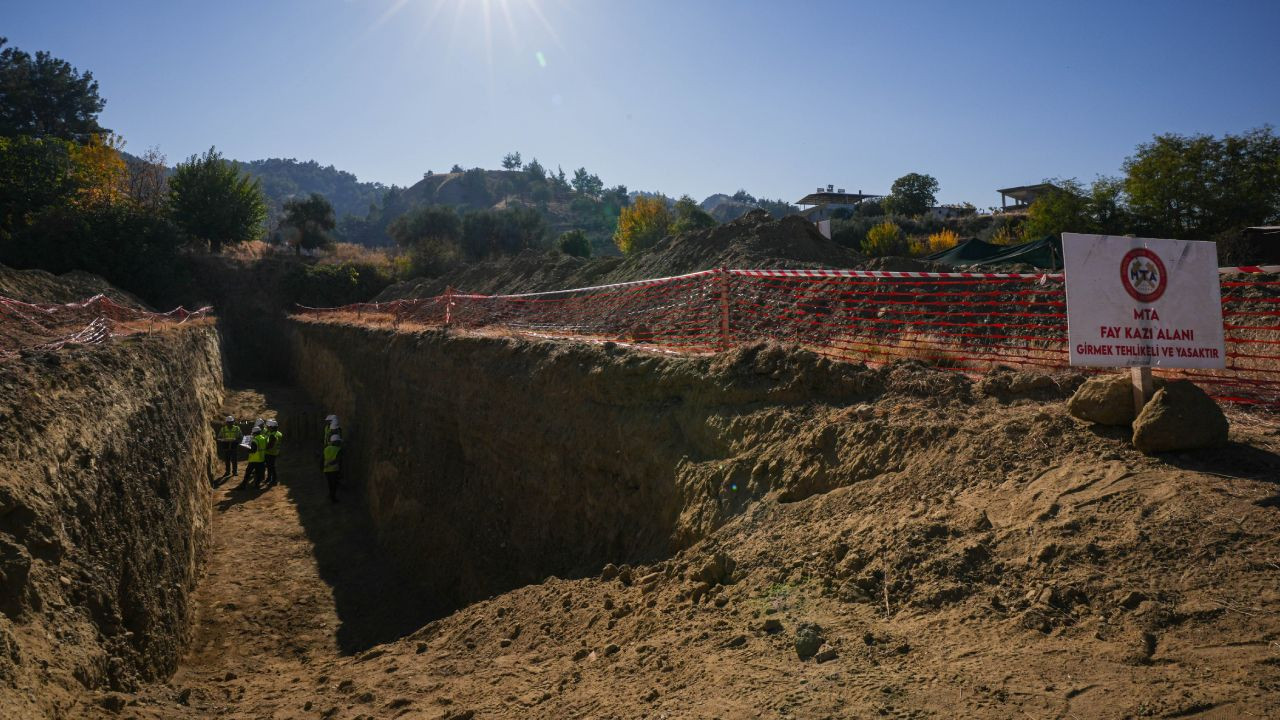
[220,240,277,262]
[317,243,400,268]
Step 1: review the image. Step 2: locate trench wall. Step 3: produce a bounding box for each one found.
[0,326,223,717]
[289,319,885,614]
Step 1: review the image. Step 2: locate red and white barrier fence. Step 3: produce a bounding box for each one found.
[295,266,1280,409]
[0,294,211,358]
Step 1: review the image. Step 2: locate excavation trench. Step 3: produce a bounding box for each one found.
[288,317,889,618]
[2,313,1013,716]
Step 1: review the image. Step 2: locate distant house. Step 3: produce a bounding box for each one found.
[796,185,882,221]
[997,183,1059,213]
[925,204,978,221]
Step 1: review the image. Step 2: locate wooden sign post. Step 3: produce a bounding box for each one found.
[1131,366,1154,414]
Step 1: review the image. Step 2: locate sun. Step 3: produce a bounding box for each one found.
[368,0,563,66]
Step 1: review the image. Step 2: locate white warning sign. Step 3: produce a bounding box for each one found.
[1063,233,1225,368]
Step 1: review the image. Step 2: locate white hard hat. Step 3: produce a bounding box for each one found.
[265,419,278,428]
[224,416,234,423]
[329,434,341,442]
[324,414,337,422]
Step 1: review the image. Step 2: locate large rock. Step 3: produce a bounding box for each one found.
[1132,380,1229,453]
[1067,373,1165,426]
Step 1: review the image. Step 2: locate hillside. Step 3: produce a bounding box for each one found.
[235,158,390,221]
[376,210,872,299]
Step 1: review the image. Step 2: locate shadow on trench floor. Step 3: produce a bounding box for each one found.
[217,382,440,655]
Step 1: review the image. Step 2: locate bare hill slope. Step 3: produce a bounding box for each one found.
[377,210,868,299]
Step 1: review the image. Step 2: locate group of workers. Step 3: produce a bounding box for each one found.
[215,417,283,490]
[214,412,344,502]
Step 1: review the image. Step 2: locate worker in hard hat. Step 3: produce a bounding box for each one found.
[323,414,341,446]
[264,419,283,487]
[216,416,240,478]
[240,423,270,490]
[322,434,343,502]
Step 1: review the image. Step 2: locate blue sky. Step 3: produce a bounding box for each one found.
[4,0,1278,208]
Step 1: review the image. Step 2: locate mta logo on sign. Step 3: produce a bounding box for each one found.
[1130,259,1160,292]
[1121,249,1168,303]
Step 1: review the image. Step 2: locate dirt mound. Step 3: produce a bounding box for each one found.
[607,211,862,280]
[377,211,865,301]
[0,264,146,308]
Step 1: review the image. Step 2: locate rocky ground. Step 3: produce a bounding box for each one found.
[68,361,1280,719]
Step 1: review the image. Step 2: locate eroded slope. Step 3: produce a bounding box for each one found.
[0,327,224,718]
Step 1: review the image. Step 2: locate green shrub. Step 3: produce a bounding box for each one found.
[557,229,591,258]
[282,261,395,307]
[862,220,905,256]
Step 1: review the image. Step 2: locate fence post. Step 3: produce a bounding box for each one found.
[444,287,454,329]
[718,268,731,351]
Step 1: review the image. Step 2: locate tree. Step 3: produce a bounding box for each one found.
[571,167,604,198]
[388,205,461,248]
[884,173,939,217]
[524,157,545,182]
[125,146,169,211]
[614,195,670,254]
[501,151,522,170]
[557,229,591,258]
[0,37,107,141]
[17,200,187,303]
[1023,177,1132,239]
[1023,180,1091,240]
[68,132,127,207]
[672,195,716,234]
[168,147,267,251]
[1123,127,1280,238]
[459,207,545,259]
[552,166,570,192]
[281,192,336,254]
[387,205,462,276]
[450,163,464,173]
[0,135,78,233]
[855,199,885,218]
[1087,176,1129,234]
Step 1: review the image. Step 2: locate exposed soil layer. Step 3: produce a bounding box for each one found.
[274,319,1280,718]
[289,319,920,614]
[0,326,224,718]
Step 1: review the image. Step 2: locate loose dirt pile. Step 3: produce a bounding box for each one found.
[377,211,874,300]
[0,264,146,308]
[0,326,224,718]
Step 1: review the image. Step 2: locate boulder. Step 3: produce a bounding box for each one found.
[1131,380,1228,453]
[1067,373,1165,426]
[794,623,824,660]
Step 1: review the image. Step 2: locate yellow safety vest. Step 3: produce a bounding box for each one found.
[322,444,341,473]
[266,430,283,456]
[218,424,239,442]
[248,432,269,463]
